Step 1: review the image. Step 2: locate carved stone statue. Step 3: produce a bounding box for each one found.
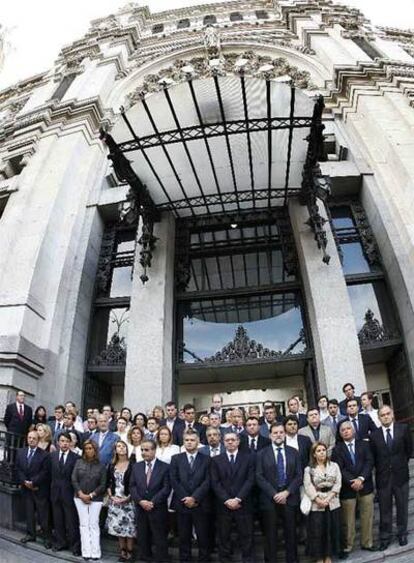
[204,25,221,56]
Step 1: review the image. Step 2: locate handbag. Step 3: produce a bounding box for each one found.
[300,486,312,516]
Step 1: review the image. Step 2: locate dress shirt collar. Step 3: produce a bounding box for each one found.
[285,434,299,450]
[272,442,285,452]
[146,459,155,471]
[186,451,198,463]
[226,449,238,462]
[344,439,355,449]
[382,423,394,438]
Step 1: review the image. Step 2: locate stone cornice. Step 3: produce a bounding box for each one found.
[325,59,414,113]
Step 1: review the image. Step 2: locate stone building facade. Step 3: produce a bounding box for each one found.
[0,0,414,419]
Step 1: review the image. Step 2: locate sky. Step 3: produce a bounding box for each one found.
[0,0,413,90]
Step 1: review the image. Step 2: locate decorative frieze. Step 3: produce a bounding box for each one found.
[358,309,397,345]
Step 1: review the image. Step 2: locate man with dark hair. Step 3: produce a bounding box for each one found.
[317,395,330,421]
[284,415,312,470]
[130,439,171,562]
[170,430,211,562]
[50,432,81,555]
[101,404,117,432]
[160,401,185,446]
[240,416,271,452]
[322,399,346,436]
[83,416,98,441]
[370,405,413,550]
[15,430,52,548]
[342,398,377,441]
[339,383,361,416]
[360,392,380,427]
[256,423,302,563]
[211,432,255,563]
[181,403,206,444]
[55,412,83,447]
[4,390,33,437]
[210,394,226,423]
[286,397,307,428]
[49,405,66,441]
[260,404,282,438]
[298,407,335,455]
[146,417,160,441]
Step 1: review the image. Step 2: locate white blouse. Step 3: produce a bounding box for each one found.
[156,444,180,464]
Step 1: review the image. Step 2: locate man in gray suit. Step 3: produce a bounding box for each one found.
[298,407,336,455]
[322,399,346,436]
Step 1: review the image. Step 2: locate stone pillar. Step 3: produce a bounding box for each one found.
[124,213,175,412]
[289,198,367,399]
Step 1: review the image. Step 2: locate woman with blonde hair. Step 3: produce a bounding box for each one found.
[155,425,180,463]
[72,440,107,561]
[126,425,145,463]
[106,440,135,561]
[36,423,55,452]
[303,441,342,563]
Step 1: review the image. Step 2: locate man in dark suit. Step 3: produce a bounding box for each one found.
[160,401,185,446]
[170,429,211,561]
[285,397,307,429]
[259,404,283,438]
[256,422,302,563]
[222,408,245,437]
[181,403,206,444]
[4,390,33,437]
[199,427,225,457]
[15,430,52,548]
[339,383,361,416]
[50,432,80,555]
[332,421,376,556]
[211,432,255,563]
[342,398,377,441]
[130,439,171,562]
[284,415,312,470]
[49,405,66,442]
[321,399,346,436]
[370,405,413,549]
[82,415,98,441]
[240,416,271,452]
[210,393,227,423]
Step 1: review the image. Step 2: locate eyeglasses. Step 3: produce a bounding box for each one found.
[140,447,153,451]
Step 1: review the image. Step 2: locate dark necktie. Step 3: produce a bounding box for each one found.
[59,452,65,469]
[277,447,286,485]
[229,454,235,469]
[347,442,356,465]
[332,416,336,428]
[189,455,195,470]
[188,423,192,430]
[27,448,35,465]
[311,426,320,441]
[386,428,393,449]
[250,438,256,451]
[352,418,359,436]
[148,432,154,440]
[19,404,24,419]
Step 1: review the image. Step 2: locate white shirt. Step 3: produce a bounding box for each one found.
[166,418,176,431]
[286,434,299,451]
[98,431,108,447]
[382,423,394,442]
[156,444,180,464]
[248,435,259,449]
[209,445,221,457]
[59,450,68,464]
[319,409,329,421]
[226,449,238,463]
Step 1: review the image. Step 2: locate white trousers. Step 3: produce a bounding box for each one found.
[74,498,103,558]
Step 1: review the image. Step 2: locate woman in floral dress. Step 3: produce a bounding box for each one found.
[106,440,136,562]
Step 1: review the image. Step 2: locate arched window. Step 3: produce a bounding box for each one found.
[230,12,243,22]
[177,18,190,29]
[203,15,217,25]
[152,24,164,34]
[255,10,269,20]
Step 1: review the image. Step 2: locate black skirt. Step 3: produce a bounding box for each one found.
[306,507,341,559]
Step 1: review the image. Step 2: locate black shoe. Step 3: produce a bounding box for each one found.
[379,541,390,551]
[20,535,36,544]
[399,536,408,546]
[362,546,378,551]
[72,550,82,556]
[339,552,349,560]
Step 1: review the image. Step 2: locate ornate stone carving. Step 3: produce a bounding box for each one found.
[198,325,306,364]
[96,225,117,295]
[204,25,221,57]
[91,332,127,366]
[358,309,396,345]
[126,50,316,106]
[351,202,381,267]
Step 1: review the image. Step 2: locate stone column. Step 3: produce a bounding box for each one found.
[289,198,367,399]
[124,213,175,412]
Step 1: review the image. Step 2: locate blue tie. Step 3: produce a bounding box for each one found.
[277,447,286,486]
[27,448,35,465]
[348,442,356,465]
[229,454,235,465]
[386,428,393,449]
[352,418,358,436]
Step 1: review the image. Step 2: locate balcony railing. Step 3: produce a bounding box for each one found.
[0,431,25,487]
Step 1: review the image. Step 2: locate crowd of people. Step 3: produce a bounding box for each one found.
[2,384,413,563]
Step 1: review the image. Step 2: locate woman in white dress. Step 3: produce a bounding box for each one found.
[155,426,180,463]
[126,425,144,463]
